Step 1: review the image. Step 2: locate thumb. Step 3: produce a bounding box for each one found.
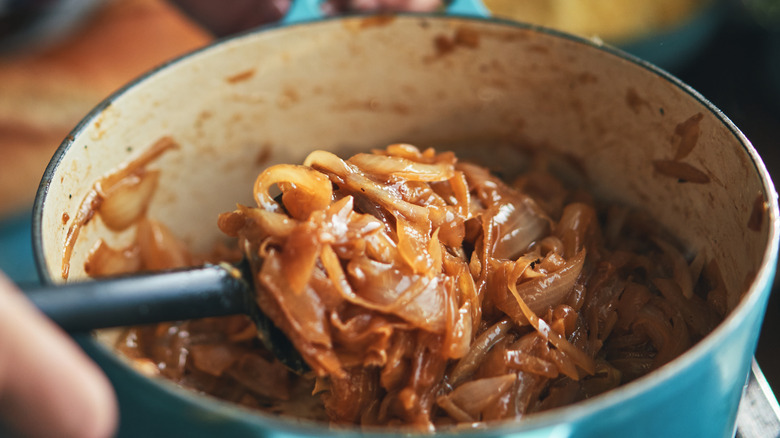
[0,273,118,438]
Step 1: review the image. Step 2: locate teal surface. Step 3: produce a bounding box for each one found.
[0,210,39,286]
[619,0,726,73]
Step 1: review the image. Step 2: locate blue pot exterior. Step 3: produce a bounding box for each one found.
[572,277,775,438]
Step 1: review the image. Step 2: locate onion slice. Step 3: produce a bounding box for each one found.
[437,374,516,421]
[99,170,160,231]
[506,252,596,376]
[253,164,332,220]
[347,153,455,182]
[450,319,512,385]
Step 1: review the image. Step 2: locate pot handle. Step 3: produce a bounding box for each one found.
[282,0,322,24]
[447,0,490,17]
[283,0,490,25]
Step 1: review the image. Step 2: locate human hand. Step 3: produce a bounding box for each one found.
[169,0,443,36]
[338,0,442,12]
[0,273,117,438]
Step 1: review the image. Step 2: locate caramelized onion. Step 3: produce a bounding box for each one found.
[555,203,598,258]
[98,170,160,231]
[254,164,332,219]
[506,351,558,378]
[84,239,141,277]
[347,153,455,182]
[492,197,551,260]
[653,238,695,299]
[77,141,726,430]
[450,318,512,385]
[189,343,242,377]
[137,218,190,270]
[437,374,516,421]
[516,250,585,317]
[506,258,597,376]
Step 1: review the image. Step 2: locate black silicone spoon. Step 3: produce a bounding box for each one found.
[24,257,307,373]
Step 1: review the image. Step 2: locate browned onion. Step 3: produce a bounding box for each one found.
[516,250,585,317]
[84,239,141,277]
[449,318,513,385]
[437,374,516,421]
[506,256,597,376]
[98,170,160,231]
[75,141,727,430]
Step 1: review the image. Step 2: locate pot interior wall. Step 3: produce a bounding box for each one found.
[40,15,770,360]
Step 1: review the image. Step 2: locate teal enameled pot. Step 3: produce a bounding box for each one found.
[32,2,778,437]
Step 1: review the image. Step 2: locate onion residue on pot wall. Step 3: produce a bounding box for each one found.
[60,137,179,279]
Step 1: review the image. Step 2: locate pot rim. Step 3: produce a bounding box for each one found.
[30,12,780,436]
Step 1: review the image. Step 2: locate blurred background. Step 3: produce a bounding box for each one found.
[0,0,777,427]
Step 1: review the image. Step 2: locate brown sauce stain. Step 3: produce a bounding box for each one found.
[569,98,583,113]
[490,59,506,74]
[578,72,598,84]
[390,103,411,115]
[652,160,710,184]
[359,14,396,28]
[195,110,213,130]
[626,88,650,114]
[434,34,456,56]
[486,78,509,89]
[226,69,256,84]
[332,100,376,112]
[454,26,479,48]
[707,192,716,208]
[748,193,767,232]
[283,87,299,103]
[255,143,273,167]
[431,26,480,59]
[62,212,70,225]
[277,86,300,109]
[475,59,507,75]
[673,113,704,160]
[527,44,549,54]
[331,99,409,114]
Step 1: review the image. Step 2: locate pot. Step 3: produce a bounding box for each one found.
[32,2,778,437]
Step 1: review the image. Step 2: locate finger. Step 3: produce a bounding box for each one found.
[170,0,290,36]
[0,273,117,438]
[348,0,442,12]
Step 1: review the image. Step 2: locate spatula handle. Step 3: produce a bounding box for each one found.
[24,264,252,332]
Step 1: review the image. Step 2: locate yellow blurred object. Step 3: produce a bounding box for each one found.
[482,0,710,43]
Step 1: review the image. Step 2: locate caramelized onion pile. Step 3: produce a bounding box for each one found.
[105,143,725,430]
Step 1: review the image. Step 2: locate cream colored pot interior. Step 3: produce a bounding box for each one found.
[39,16,769,355]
